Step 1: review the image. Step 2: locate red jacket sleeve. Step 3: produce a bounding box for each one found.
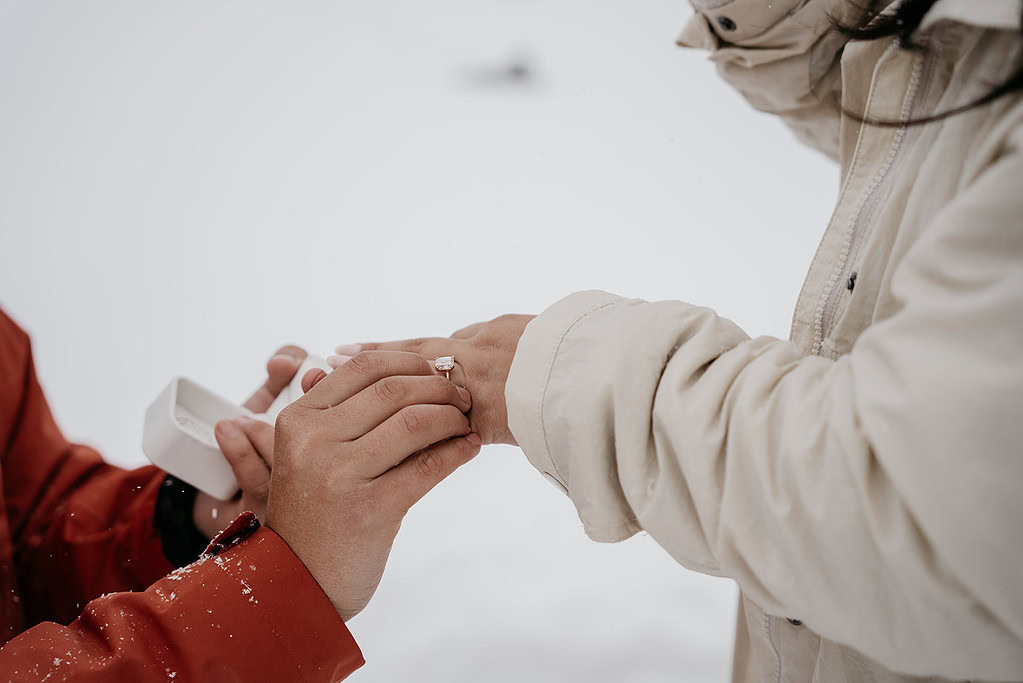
[0,309,174,626]
[0,518,364,682]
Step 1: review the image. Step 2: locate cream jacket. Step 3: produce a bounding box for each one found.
[505,1,1023,681]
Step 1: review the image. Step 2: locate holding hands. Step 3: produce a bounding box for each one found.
[266,351,480,621]
[193,346,478,623]
[331,314,534,447]
[192,317,528,623]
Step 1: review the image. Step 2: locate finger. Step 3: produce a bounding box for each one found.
[326,354,353,369]
[215,418,271,497]
[334,344,363,355]
[334,374,471,438]
[244,345,307,412]
[301,368,328,393]
[271,344,308,363]
[451,322,485,339]
[235,415,275,468]
[354,404,471,477]
[378,434,481,510]
[299,351,435,410]
[355,337,453,360]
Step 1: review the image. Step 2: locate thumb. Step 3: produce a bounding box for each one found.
[215,418,271,496]
[236,416,275,467]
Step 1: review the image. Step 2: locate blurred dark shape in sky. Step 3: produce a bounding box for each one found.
[461,54,537,89]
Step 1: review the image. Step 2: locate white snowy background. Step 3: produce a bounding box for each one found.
[0,1,838,681]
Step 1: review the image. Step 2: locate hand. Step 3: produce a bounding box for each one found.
[331,314,534,446]
[192,346,307,538]
[266,351,480,622]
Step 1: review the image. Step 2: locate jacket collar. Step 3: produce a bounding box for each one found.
[919,0,1021,32]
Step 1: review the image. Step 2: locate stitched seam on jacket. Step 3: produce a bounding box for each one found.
[537,300,618,486]
[790,42,898,347]
[766,612,783,683]
[810,636,824,683]
[812,49,923,355]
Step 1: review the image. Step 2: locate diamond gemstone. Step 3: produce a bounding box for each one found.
[435,356,456,372]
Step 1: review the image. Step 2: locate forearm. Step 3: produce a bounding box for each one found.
[2,323,179,621]
[11,455,175,625]
[507,290,1023,678]
[1,520,363,682]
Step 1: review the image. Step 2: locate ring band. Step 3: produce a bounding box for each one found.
[435,356,456,379]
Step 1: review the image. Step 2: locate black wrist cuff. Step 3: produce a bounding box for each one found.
[154,474,210,568]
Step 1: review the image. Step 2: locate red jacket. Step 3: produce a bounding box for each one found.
[0,308,363,681]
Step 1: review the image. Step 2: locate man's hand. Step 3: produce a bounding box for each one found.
[266,351,480,622]
[192,346,307,539]
[330,314,534,446]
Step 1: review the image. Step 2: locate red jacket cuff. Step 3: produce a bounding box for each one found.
[188,515,365,679]
[2,515,364,682]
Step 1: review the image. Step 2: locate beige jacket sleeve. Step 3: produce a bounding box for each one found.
[679,0,864,160]
[505,129,1023,679]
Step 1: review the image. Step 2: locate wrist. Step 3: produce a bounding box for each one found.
[264,517,346,620]
[193,491,229,539]
[155,474,211,567]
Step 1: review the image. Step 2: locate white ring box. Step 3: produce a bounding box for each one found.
[142,355,329,500]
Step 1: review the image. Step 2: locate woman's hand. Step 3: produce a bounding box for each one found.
[192,346,307,539]
[266,351,479,622]
[330,314,534,446]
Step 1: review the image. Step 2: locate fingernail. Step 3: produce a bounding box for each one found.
[466,433,482,446]
[217,419,240,438]
[327,354,352,368]
[456,386,471,406]
[270,353,300,365]
[334,344,362,355]
[302,368,327,392]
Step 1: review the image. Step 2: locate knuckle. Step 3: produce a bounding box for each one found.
[474,333,499,352]
[399,405,425,434]
[346,351,378,374]
[461,436,481,455]
[416,449,443,480]
[374,377,407,403]
[275,405,299,433]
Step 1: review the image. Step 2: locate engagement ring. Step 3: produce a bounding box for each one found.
[435,356,456,379]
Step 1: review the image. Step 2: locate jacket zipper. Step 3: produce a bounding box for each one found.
[812,50,932,356]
